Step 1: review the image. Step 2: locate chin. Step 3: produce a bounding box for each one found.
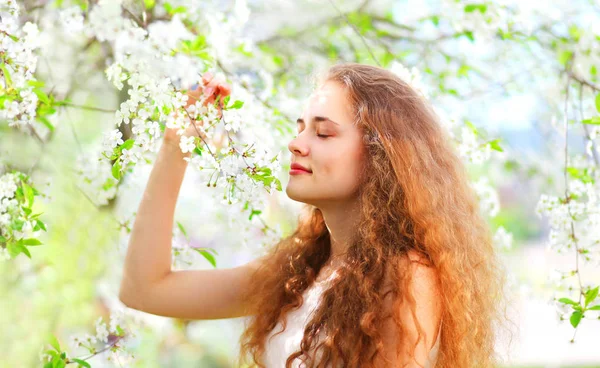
[285,186,315,205]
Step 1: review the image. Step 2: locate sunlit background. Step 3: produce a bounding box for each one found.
[1,0,600,367]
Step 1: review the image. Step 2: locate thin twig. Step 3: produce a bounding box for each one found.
[578,83,600,168]
[562,68,585,343]
[60,102,115,113]
[326,0,380,66]
[567,70,600,92]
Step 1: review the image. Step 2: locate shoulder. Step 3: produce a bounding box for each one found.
[403,250,442,316]
[376,250,443,365]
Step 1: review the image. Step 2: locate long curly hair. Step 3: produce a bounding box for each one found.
[236,63,511,367]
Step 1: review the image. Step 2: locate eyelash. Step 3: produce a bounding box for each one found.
[296,130,330,139]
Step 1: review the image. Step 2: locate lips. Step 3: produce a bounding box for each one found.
[290,163,312,173]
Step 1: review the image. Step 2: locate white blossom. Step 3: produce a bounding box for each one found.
[95,317,109,344]
[179,136,196,154]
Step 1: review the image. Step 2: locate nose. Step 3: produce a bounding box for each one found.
[288,134,309,157]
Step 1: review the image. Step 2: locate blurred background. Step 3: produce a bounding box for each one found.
[1,0,600,367]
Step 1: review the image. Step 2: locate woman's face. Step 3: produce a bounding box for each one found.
[286,80,366,208]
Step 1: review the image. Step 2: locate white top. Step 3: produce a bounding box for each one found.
[262,270,442,367]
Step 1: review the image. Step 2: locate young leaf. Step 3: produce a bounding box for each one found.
[488,139,503,152]
[36,219,47,231]
[558,297,578,306]
[120,139,135,151]
[22,181,34,207]
[176,221,188,238]
[582,117,600,125]
[48,334,61,352]
[37,116,55,132]
[72,359,91,368]
[27,80,45,88]
[596,94,600,113]
[14,241,32,258]
[584,286,599,307]
[192,248,217,268]
[0,64,13,87]
[570,310,583,328]
[112,161,122,180]
[229,100,244,110]
[23,238,43,246]
[33,88,50,105]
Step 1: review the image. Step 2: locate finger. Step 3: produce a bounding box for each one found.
[202,95,215,106]
[217,83,231,97]
[202,72,214,86]
[187,89,202,105]
[203,86,215,97]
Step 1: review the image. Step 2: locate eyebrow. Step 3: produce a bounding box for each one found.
[296,116,340,126]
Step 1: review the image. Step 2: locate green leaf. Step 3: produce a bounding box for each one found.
[72,359,91,368]
[558,50,573,67]
[570,310,582,328]
[49,334,61,352]
[11,218,25,231]
[23,238,43,246]
[27,80,45,88]
[229,100,244,110]
[22,180,34,207]
[36,219,47,231]
[566,167,594,184]
[588,305,600,310]
[112,161,122,181]
[488,139,503,152]
[33,88,50,105]
[177,221,188,238]
[192,248,217,268]
[465,120,478,135]
[457,65,470,77]
[558,297,578,306]
[582,117,600,125]
[164,2,186,15]
[194,146,203,156]
[464,4,487,13]
[143,0,156,9]
[0,63,13,88]
[585,286,599,307]
[14,241,32,258]
[596,94,600,113]
[249,209,262,221]
[457,31,475,42]
[37,116,56,132]
[120,139,135,151]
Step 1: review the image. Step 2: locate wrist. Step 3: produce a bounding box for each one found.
[162,136,191,157]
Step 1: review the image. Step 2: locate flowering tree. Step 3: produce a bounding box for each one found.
[1,0,599,366]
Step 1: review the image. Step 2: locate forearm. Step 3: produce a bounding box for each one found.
[119,138,190,299]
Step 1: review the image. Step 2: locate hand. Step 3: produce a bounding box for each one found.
[164,73,232,145]
[201,71,231,111]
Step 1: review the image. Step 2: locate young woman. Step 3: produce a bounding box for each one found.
[119,63,507,368]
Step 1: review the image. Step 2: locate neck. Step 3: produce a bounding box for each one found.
[318,198,361,261]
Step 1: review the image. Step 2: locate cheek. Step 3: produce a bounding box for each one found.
[320,144,364,180]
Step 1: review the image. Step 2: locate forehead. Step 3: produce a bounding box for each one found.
[301,81,353,125]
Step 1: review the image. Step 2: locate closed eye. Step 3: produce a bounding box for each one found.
[317,134,330,139]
